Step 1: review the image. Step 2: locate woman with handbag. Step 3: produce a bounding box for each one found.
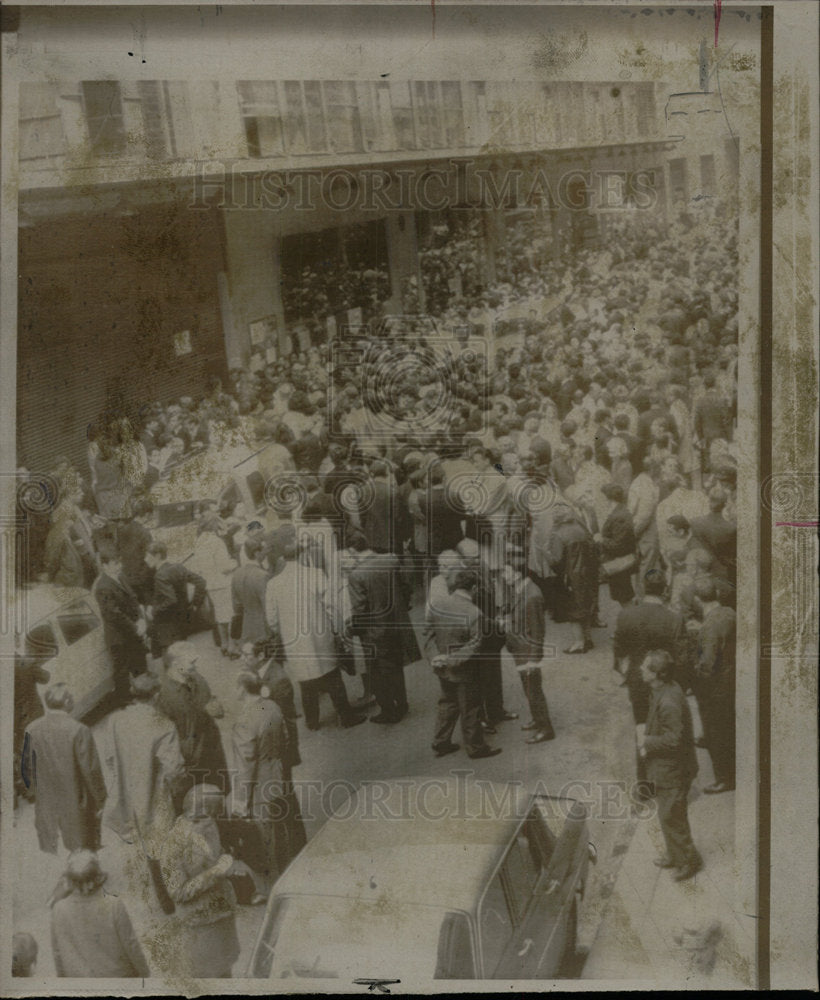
[598,482,637,609]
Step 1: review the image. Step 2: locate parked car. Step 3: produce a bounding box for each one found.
[248,776,596,982]
[18,584,114,719]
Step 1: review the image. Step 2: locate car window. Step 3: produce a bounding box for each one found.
[435,911,475,979]
[503,833,540,922]
[56,600,100,646]
[524,810,555,871]
[479,872,513,975]
[24,622,58,663]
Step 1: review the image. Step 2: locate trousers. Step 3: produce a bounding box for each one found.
[298,668,355,729]
[433,675,484,756]
[655,782,700,869]
[518,666,555,735]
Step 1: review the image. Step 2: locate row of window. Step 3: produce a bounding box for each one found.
[20,79,660,164]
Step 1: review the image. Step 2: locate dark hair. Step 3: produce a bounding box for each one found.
[601,482,625,503]
[448,567,477,594]
[148,541,168,560]
[643,649,674,682]
[98,542,119,565]
[237,671,263,695]
[643,569,666,597]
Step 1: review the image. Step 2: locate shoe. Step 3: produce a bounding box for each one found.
[525,731,555,744]
[674,857,704,881]
[563,646,585,655]
[351,694,377,709]
[481,721,497,734]
[703,781,734,794]
[433,742,460,757]
[653,855,675,869]
[498,710,519,722]
[229,652,241,661]
[249,892,267,906]
[341,714,366,728]
[370,713,400,724]
[469,746,503,759]
[694,736,708,749]
[521,720,539,731]
[305,721,320,731]
[592,619,607,629]
[583,639,594,652]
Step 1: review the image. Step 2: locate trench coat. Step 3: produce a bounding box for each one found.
[23,710,107,855]
[265,561,338,683]
[104,700,186,849]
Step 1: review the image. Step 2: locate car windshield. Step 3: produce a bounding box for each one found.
[255,896,447,980]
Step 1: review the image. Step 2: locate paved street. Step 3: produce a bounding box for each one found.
[12,583,744,985]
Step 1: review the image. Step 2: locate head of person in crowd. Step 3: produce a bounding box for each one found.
[267,524,298,568]
[437,549,464,579]
[145,541,168,570]
[643,568,667,599]
[98,542,122,579]
[44,682,74,714]
[236,670,264,702]
[601,482,626,507]
[667,514,691,542]
[242,535,265,565]
[707,486,728,514]
[130,672,161,703]
[164,641,200,684]
[62,850,108,898]
[639,649,675,687]
[694,578,719,608]
[446,565,478,597]
[12,932,38,977]
[500,550,528,587]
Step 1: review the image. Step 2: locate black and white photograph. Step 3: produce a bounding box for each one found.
[1,1,817,993]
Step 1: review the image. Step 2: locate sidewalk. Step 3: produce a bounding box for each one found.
[583,750,754,989]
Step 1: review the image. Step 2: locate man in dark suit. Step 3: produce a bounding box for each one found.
[358,462,404,555]
[500,552,555,744]
[638,650,702,881]
[145,541,207,656]
[693,579,736,794]
[23,683,107,855]
[231,538,270,646]
[689,488,736,585]
[613,569,689,725]
[93,544,148,707]
[693,371,733,474]
[416,461,465,557]
[422,566,501,759]
[347,532,419,724]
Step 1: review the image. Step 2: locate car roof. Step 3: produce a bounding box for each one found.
[18,584,98,629]
[275,776,534,911]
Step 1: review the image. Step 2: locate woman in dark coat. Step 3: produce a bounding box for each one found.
[547,509,599,654]
[599,482,637,607]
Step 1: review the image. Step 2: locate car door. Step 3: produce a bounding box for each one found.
[488,814,564,979]
[53,597,112,717]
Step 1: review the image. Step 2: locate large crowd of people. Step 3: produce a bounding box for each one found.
[14,199,738,977]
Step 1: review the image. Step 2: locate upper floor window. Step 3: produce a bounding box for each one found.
[19,83,65,161]
[238,81,285,157]
[81,80,126,156]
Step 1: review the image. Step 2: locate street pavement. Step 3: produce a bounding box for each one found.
[11,586,749,987]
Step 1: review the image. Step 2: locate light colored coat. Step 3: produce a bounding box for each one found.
[104,700,185,850]
[265,561,338,683]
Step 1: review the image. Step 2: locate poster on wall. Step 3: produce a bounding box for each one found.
[249,315,277,348]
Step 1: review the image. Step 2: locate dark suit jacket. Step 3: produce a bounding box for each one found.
[643,681,698,788]
[694,392,732,444]
[601,503,637,561]
[359,478,401,554]
[348,553,420,665]
[613,600,688,681]
[258,658,301,772]
[417,485,464,556]
[231,562,270,644]
[690,514,736,583]
[503,578,545,666]
[422,589,484,684]
[151,561,207,646]
[93,571,142,650]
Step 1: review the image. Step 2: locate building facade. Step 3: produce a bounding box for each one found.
[18,75,731,472]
